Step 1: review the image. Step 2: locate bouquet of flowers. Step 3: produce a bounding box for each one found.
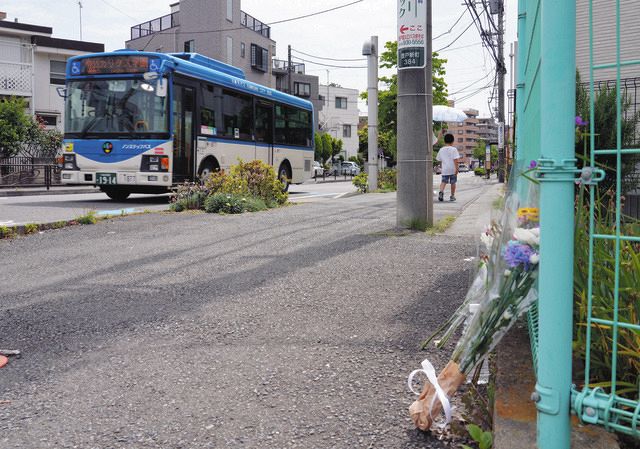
[409,189,540,431]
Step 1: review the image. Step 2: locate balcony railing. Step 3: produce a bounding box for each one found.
[0,61,32,96]
[130,12,179,40]
[241,11,270,38]
[272,59,305,74]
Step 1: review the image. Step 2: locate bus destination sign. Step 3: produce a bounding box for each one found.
[81,56,150,75]
[397,0,426,70]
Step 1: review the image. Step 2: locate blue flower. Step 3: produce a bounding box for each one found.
[503,240,536,270]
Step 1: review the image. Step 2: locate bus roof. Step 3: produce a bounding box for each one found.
[66,51,313,111]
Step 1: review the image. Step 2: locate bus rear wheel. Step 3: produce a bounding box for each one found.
[101,188,131,201]
[278,163,291,192]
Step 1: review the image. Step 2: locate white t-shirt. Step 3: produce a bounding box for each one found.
[436,145,461,175]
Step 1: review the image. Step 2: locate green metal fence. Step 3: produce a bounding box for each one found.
[570,0,640,439]
[516,0,640,446]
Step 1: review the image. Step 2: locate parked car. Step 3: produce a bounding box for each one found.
[340,161,361,176]
[458,163,469,173]
[312,161,324,177]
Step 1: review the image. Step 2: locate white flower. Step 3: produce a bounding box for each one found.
[513,227,540,246]
[502,310,513,320]
[504,269,512,277]
[529,253,540,264]
[480,232,494,250]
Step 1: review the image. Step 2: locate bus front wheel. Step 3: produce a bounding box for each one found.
[278,163,291,192]
[101,188,131,201]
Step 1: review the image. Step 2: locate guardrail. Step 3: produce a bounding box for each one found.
[0,159,60,190]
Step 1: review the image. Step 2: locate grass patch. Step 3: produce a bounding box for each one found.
[51,220,67,229]
[0,225,17,239]
[426,215,456,235]
[492,195,505,210]
[75,210,97,225]
[23,223,39,234]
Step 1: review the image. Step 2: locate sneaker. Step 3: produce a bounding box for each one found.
[450,195,456,202]
[438,191,444,202]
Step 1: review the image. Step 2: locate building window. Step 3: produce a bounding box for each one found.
[184,40,195,52]
[457,130,463,134]
[36,114,58,127]
[343,124,352,138]
[250,43,268,72]
[294,82,310,97]
[226,0,233,21]
[335,96,347,109]
[240,42,245,58]
[458,138,463,143]
[226,36,233,65]
[50,60,66,85]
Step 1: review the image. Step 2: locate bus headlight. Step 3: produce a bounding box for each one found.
[62,154,79,170]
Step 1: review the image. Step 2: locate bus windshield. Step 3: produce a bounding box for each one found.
[65,79,168,136]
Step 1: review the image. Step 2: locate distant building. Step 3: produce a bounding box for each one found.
[126,0,275,87]
[445,108,479,165]
[272,58,323,133]
[477,117,498,145]
[318,85,359,160]
[0,12,103,130]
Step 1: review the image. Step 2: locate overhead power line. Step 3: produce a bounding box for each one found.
[291,48,366,62]
[292,56,366,69]
[434,20,475,53]
[96,0,141,23]
[142,0,363,50]
[433,10,466,40]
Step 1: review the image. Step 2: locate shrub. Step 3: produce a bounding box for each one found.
[474,167,487,176]
[378,168,397,190]
[170,182,209,211]
[204,193,248,214]
[352,172,368,193]
[24,223,38,234]
[242,196,268,212]
[51,221,66,229]
[229,159,287,206]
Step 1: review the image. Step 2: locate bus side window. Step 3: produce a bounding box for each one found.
[200,83,219,136]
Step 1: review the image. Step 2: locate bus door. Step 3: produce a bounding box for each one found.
[172,84,195,182]
[254,101,274,166]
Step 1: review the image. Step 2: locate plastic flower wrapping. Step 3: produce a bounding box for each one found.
[409,182,540,431]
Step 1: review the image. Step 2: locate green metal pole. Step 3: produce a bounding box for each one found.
[515,0,527,200]
[535,0,575,447]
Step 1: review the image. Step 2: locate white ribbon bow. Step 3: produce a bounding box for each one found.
[407,358,452,427]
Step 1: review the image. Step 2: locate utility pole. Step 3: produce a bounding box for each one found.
[497,1,506,183]
[363,36,378,192]
[287,44,293,94]
[78,1,83,41]
[397,0,432,228]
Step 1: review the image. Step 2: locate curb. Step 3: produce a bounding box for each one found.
[0,187,100,197]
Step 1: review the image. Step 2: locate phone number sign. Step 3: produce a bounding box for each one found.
[398,0,426,69]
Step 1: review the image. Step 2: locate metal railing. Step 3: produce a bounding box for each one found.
[130,12,179,40]
[240,11,270,38]
[0,157,60,189]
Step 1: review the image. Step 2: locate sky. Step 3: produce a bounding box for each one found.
[3,0,517,117]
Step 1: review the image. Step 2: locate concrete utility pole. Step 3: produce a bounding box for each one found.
[497,1,506,183]
[363,36,378,192]
[287,44,293,94]
[397,0,433,228]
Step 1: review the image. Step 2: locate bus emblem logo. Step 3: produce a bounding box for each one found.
[102,142,113,154]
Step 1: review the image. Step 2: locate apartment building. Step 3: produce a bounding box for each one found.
[445,108,479,165]
[318,85,359,160]
[0,13,103,130]
[126,0,275,87]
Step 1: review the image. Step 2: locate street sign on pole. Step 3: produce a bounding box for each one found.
[498,122,504,148]
[398,0,426,70]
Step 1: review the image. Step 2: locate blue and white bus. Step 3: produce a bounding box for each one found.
[61,51,314,200]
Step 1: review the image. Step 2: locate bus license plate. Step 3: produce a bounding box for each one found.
[96,173,117,185]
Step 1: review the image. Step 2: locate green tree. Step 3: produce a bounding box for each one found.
[331,137,343,159]
[314,132,323,162]
[22,117,63,158]
[321,132,332,163]
[472,139,487,163]
[0,97,31,158]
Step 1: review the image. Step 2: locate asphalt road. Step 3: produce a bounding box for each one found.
[0,172,483,227]
[0,186,489,448]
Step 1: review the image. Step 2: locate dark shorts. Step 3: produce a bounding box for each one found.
[442,174,458,185]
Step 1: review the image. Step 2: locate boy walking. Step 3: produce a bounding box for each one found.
[436,133,461,202]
